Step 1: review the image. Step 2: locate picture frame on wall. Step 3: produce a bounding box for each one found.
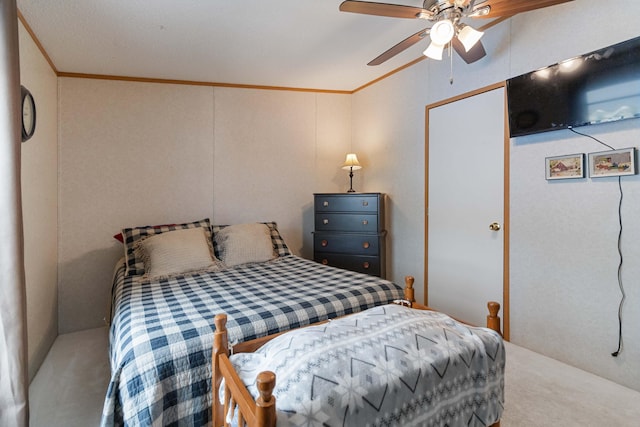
[545,153,585,180]
[588,148,637,178]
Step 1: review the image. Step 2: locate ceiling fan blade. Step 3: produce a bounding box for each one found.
[471,0,574,18]
[452,37,487,64]
[340,1,432,19]
[368,28,430,66]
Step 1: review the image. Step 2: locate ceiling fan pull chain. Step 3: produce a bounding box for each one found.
[449,43,454,84]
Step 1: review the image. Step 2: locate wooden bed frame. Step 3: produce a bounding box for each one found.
[211,276,502,427]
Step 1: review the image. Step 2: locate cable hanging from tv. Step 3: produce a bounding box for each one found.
[568,127,625,357]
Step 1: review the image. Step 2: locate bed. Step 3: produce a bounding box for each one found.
[101,219,408,426]
[212,300,505,427]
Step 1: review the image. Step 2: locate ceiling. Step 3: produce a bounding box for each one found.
[17,0,501,92]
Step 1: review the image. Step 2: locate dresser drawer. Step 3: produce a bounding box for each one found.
[314,254,381,277]
[313,232,381,256]
[314,213,379,232]
[314,194,380,213]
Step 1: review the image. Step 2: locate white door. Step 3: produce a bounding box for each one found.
[427,86,506,329]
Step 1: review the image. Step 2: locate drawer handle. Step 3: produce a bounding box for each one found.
[321,240,328,247]
[323,219,329,225]
[362,201,368,207]
[362,219,368,225]
[363,262,370,269]
[321,259,329,265]
[323,201,329,207]
[362,242,370,249]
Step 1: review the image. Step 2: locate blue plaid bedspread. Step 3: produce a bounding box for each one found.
[100,255,404,426]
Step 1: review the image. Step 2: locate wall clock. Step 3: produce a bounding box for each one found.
[21,85,36,142]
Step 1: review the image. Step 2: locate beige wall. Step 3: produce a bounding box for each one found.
[18,21,58,381]
[211,88,352,256]
[57,79,352,333]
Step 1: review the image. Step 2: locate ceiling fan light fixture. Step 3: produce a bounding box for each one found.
[457,24,484,52]
[430,19,455,45]
[423,41,444,60]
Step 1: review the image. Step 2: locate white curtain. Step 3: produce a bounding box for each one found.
[0,0,29,425]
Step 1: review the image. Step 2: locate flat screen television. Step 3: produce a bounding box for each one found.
[506,36,640,137]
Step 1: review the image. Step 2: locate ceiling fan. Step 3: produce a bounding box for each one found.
[340,0,574,66]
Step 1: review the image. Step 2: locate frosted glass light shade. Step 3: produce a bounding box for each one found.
[423,42,444,60]
[430,20,455,45]
[457,25,484,52]
[342,153,362,170]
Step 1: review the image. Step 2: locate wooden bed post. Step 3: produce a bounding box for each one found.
[487,301,502,427]
[486,301,502,336]
[212,314,228,427]
[404,276,415,303]
[255,371,276,427]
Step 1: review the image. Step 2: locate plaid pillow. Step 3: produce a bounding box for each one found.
[211,221,291,259]
[121,218,213,276]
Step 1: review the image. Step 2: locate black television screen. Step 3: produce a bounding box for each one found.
[507,36,640,137]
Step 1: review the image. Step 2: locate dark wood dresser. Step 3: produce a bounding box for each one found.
[313,193,386,278]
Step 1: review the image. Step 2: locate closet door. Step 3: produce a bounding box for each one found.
[426,85,508,334]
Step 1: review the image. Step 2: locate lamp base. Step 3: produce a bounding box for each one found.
[347,169,356,193]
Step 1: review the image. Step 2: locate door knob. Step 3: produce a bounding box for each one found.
[489,222,501,231]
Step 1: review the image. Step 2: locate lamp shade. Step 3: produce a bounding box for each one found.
[342,153,362,170]
[457,24,484,52]
[423,42,444,60]
[430,19,455,45]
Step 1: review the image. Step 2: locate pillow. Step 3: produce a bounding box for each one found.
[113,223,176,243]
[211,221,291,259]
[215,223,275,267]
[133,227,223,280]
[121,218,212,276]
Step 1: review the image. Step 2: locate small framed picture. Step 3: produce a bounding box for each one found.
[588,148,637,178]
[545,153,585,180]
